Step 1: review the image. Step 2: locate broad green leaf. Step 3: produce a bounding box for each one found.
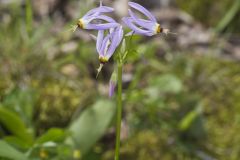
[36,128,66,144]
[67,99,116,154]
[4,136,30,150]
[0,140,28,160]
[0,107,33,144]
[3,87,37,127]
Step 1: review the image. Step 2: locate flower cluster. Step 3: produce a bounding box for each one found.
[74,1,172,96]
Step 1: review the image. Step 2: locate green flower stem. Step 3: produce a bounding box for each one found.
[114,62,123,160]
[26,0,33,36]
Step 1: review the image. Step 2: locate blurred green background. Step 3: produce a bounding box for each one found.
[0,0,240,159]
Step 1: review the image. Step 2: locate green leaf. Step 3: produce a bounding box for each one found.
[66,99,116,154]
[0,107,33,144]
[3,87,37,127]
[0,140,28,160]
[216,0,240,32]
[179,110,198,131]
[4,136,30,150]
[36,128,66,144]
[179,105,203,131]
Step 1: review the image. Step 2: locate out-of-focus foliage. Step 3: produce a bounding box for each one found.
[176,0,240,33]
[67,100,116,155]
[0,0,240,160]
[0,140,28,160]
[0,2,114,159]
[102,50,240,160]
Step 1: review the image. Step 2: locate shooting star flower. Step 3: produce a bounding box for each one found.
[72,2,119,32]
[97,26,123,63]
[96,26,123,76]
[122,2,173,36]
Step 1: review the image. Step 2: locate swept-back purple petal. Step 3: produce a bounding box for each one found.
[128,9,156,31]
[83,15,116,27]
[106,26,123,59]
[96,30,104,53]
[83,6,114,19]
[126,31,154,36]
[122,17,152,36]
[96,15,116,23]
[85,23,119,30]
[117,26,124,45]
[128,2,156,22]
[99,34,111,56]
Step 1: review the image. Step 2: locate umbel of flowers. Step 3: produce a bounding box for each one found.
[72,1,174,160]
[73,2,172,96]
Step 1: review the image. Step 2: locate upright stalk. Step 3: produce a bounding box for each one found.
[25,0,33,36]
[114,62,123,160]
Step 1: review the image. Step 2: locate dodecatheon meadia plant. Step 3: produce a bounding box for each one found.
[71,1,119,32]
[122,2,175,36]
[72,1,175,160]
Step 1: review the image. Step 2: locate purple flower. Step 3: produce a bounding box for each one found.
[108,70,117,97]
[77,2,119,30]
[109,80,116,97]
[122,2,169,36]
[96,26,123,63]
